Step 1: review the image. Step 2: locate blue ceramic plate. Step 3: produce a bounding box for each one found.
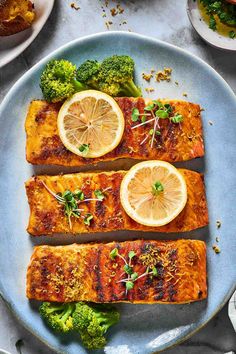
[0,32,235,354]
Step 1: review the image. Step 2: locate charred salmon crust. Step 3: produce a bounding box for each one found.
[25,169,208,236]
[25,98,204,166]
[26,240,207,304]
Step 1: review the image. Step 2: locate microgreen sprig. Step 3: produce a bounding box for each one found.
[78,143,89,155]
[94,189,105,200]
[131,100,183,148]
[41,181,106,229]
[131,108,152,122]
[152,181,164,196]
[109,248,159,293]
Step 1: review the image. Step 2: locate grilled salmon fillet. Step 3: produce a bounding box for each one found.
[25,98,204,166]
[26,239,207,303]
[25,169,208,236]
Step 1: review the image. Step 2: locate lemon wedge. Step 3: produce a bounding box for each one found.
[57,90,125,158]
[120,160,188,227]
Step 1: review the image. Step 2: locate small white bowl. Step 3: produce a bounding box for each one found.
[187,0,236,51]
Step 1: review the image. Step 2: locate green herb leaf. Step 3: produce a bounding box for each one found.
[156,130,161,135]
[152,266,158,277]
[74,189,84,201]
[110,248,118,259]
[156,110,169,119]
[128,250,136,260]
[152,181,164,195]
[131,108,140,122]
[78,143,89,155]
[171,114,183,123]
[149,129,154,135]
[209,15,217,31]
[141,116,146,123]
[84,213,93,226]
[164,103,173,113]
[62,190,73,201]
[94,189,105,200]
[126,281,134,291]
[131,272,138,281]
[229,30,236,39]
[153,100,163,108]
[144,103,155,111]
[124,264,133,275]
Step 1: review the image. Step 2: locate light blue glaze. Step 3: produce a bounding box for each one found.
[0,32,235,354]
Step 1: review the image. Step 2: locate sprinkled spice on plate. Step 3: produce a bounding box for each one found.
[155,67,172,82]
[212,244,221,253]
[145,87,155,93]
[142,72,153,82]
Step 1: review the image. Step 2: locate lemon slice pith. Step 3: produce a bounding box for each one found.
[57,90,125,158]
[120,160,188,227]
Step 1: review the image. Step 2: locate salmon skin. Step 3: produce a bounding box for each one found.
[25,169,208,236]
[25,98,204,166]
[26,239,207,304]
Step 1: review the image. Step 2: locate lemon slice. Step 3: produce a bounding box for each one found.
[57,90,125,158]
[120,160,188,227]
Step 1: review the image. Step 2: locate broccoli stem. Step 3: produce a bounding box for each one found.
[72,79,89,92]
[121,80,142,97]
[93,307,120,334]
[46,304,66,314]
[60,304,74,322]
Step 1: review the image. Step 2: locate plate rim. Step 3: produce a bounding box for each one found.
[0,0,55,68]
[0,31,236,354]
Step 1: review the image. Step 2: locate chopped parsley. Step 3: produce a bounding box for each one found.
[209,15,217,30]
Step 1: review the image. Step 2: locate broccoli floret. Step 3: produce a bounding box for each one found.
[98,55,142,97]
[39,301,120,350]
[76,60,101,89]
[75,55,142,97]
[80,331,107,350]
[73,302,120,350]
[39,302,75,333]
[40,59,88,102]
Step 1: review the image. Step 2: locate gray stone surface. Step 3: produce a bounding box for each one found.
[0,0,235,353]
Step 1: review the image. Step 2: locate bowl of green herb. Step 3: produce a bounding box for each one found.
[187,0,236,50]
